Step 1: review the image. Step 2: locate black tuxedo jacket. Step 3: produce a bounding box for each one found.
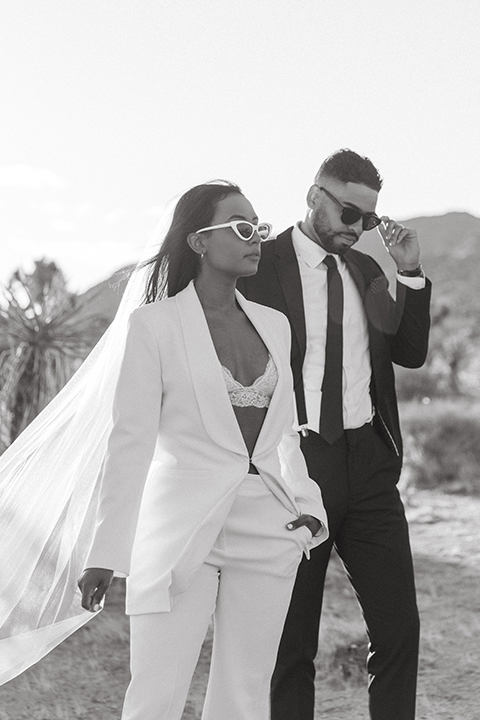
[238,227,432,459]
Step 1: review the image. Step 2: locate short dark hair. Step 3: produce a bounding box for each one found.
[143,180,242,303]
[315,149,383,192]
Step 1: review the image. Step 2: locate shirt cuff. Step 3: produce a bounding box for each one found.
[396,273,426,290]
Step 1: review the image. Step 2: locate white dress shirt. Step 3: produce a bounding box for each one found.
[291,222,426,432]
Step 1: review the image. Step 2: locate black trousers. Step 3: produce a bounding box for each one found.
[271,424,420,720]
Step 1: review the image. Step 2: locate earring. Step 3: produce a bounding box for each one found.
[200,251,205,259]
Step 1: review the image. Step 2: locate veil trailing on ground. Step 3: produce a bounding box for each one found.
[0,203,176,685]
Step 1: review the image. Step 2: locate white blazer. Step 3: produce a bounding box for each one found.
[85,281,328,614]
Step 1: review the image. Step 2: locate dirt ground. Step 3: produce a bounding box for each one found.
[309,490,480,720]
[1,489,479,720]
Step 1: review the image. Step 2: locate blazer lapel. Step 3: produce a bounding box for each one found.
[176,282,291,461]
[273,230,307,360]
[344,252,366,301]
[235,291,290,460]
[175,282,246,456]
[344,251,392,335]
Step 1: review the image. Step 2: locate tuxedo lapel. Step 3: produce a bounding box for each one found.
[273,230,307,360]
[344,252,366,301]
[344,250,393,351]
[175,283,246,456]
[347,250,396,333]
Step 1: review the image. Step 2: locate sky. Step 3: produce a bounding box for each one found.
[1,0,479,292]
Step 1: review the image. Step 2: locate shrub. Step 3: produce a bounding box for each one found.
[0,260,101,446]
[395,366,446,402]
[400,401,480,494]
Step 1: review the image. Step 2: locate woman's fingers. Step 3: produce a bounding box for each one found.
[78,568,114,612]
[286,514,322,536]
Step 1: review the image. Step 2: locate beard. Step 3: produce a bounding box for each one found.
[311,207,359,256]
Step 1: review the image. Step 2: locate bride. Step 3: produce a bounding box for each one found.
[0,180,328,720]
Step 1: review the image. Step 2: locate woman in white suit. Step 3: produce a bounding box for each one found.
[78,181,328,720]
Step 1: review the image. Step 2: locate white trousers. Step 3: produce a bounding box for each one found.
[121,473,310,720]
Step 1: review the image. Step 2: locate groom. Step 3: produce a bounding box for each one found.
[238,149,431,720]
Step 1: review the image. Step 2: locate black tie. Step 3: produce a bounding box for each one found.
[319,255,344,444]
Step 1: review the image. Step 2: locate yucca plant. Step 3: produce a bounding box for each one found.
[0,260,102,448]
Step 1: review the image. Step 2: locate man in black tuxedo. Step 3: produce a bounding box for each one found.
[237,149,431,720]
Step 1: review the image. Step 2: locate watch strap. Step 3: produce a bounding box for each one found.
[398,264,423,277]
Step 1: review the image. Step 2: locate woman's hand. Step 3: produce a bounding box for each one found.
[78,567,114,613]
[287,514,322,537]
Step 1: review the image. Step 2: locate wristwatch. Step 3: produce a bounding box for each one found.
[398,264,424,277]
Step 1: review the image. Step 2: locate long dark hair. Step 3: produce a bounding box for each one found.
[142,180,242,303]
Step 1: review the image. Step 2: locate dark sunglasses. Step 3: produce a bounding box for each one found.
[317,185,381,231]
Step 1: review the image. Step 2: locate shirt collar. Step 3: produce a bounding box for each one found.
[291,221,328,268]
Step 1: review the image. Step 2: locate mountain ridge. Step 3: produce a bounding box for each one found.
[79,211,480,324]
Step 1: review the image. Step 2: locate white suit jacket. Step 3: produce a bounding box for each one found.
[85,281,328,614]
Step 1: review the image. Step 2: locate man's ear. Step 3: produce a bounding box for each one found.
[306,184,321,210]
[187,232,206,256]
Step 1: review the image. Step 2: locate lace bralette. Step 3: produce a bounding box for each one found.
[222,354,278,408]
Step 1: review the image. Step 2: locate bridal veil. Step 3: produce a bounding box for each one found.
[0,204,174,685]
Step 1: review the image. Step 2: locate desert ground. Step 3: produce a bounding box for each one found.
[1,487,479,720]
